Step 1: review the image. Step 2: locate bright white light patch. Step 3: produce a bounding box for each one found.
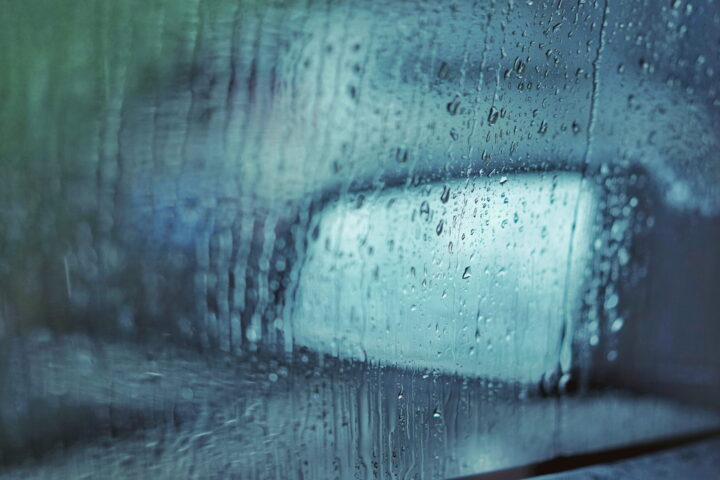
[291,173,597,382]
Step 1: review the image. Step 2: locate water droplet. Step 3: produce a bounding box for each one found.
[558,373,574,394]
[487,106,499,125]
[514,57,526,75]
[440,185,450,203]
[538,120,548,135]
[447,96,461,115]
[639,58,651,74]
[572,121,581,134]
[432,408,442,419]
[395,147,409,163]
[419,201,430,221]
[618,248,630,266]
[462,266,471,279]
[604,293,619,310]
[499,176,508,185]
[611,317,625,332]
[450,128,459,141]
[438,61,451,79]
[436,219,444,236]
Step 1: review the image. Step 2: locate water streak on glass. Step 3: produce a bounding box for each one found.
[1,0,719,478]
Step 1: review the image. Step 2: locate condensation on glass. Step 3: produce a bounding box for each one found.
[1,1,719,478]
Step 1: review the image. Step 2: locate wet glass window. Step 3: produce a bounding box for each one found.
[1,1,719,478]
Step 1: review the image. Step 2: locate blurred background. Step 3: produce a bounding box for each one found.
[0,1,719,478]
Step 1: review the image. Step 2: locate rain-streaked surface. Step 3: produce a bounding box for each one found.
[1,1,719,478]
[293,173,597,381]
[1,335,718,479]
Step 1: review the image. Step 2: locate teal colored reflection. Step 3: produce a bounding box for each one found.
[291,173,597,382]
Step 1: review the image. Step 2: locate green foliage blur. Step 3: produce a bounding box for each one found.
[0,0,259,332]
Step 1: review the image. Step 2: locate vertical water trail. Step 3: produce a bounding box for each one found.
[556,0,609,453]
